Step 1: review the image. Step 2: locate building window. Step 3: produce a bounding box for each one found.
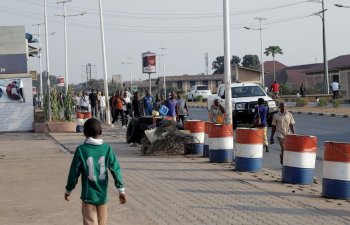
[190,81,195,87]
[177,81,182,90]
[203,80,208,86]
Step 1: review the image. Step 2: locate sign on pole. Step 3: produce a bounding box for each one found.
[142,52,156,74]
[57,77,64,87]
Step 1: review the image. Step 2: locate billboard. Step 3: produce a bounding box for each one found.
[142,52,156,73]
[0,78,24,102]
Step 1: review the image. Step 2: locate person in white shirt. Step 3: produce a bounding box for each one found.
[330,80,340,100]
[74,93,80,113]
[99,91,106,122]
[80,91,89,111]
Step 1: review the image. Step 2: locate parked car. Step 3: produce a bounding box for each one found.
[207,83,278,128]
[187,85,212,101]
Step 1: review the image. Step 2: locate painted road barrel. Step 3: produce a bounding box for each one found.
[282,134,317,184]
[76,111,85,132]
[322,141,350,199]
[235,128,263,172]
[203,121,212,157]
[209,124,234,163]
[184,120,205,155]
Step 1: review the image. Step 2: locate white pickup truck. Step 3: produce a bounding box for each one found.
[207,83,278,127]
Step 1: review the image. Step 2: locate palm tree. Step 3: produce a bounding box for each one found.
[264,46,283,82]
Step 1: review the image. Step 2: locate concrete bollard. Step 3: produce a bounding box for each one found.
[282,134,317,184]
[323,141,350,199]
[235,128,263,172]
[209,124,234,163]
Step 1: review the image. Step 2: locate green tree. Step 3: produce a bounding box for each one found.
[242,54,260,68]
[212,55,241,74]
[264,46,283,81]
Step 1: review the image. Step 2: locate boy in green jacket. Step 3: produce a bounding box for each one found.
[65,118,126,225]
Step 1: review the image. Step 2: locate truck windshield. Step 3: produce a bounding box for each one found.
[231,86,265,98]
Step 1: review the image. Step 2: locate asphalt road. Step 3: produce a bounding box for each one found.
[188,107,350,180]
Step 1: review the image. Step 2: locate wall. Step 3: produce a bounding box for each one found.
[0,74,33,132]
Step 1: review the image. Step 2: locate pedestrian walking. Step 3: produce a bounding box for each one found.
[80,91,89,111]
[64,118,126,225]
[176,92,189,125]
[270,102,295,165]
[165,91,178,121]
[112,91,126,128]
[300,83,306,98]
[330,79,340,100]
[254,98,269,152]
[74,93,80,113]
[89,89,98,117]
[131,91,143,118]
[209,99,226,124]
[99,91,106,123]
[143,89,154,116]
[123,90,132,126]
[270,81,280,99]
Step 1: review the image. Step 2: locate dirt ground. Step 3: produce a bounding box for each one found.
[0,133,146,225]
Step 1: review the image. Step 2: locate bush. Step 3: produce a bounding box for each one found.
[295,98,308,107]
[195,95,203,102]
[332,99,341,108]
[317,98,328,107]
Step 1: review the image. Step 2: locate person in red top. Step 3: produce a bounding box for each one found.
[112,91,126,127]
[270,81,280,99]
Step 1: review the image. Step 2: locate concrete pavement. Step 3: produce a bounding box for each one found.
[1,124,350,225]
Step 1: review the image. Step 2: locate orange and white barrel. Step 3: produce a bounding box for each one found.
[323,141,350,199]
[282,134,317,184]
[203,121,212,157]
[184,120,205,155]
[235,128,263,172]
[209,124,234,163]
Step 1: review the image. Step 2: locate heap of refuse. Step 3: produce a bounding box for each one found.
[140,120,194,155]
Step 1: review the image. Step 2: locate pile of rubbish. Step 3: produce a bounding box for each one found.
[140,120,194,155]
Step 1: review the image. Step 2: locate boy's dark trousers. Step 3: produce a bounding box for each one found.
[112,109,125,126]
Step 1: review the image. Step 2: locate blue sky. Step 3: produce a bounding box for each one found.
[1,0,350,84]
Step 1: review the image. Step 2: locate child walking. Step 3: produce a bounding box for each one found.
[64,118,126,225]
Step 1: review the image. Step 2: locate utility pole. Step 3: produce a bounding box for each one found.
[32,23,44,108]
[44,0,51,121]
[322,0,329,94]
[160,47,167,97]
[223,0,232,124]
[205,52,209,75]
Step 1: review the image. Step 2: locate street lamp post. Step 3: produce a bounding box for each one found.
[121,60,133,86]
[32,23,44,108]
[44,0,51,121]
[244,17,267,88]
[57,0,86,95]
[223,0,232,124]
[98,0,111,125]
[312,0,329,94]
[160,47,166,97]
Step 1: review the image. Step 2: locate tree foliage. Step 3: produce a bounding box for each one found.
[242,54,260,68]
[212,55,241,74]
[264,46,283,59]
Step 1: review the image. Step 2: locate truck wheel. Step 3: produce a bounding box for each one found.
[126,118,139,143]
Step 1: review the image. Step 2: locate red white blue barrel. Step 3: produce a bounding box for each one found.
[235,128,263,172]
[322,141,350,199]
[76,112,85,132]
[203,122,211,157]
[209,124,234,163]
[282,134,317,184]
[184,120,205,155]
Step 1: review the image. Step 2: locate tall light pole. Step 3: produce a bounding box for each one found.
[98,0,111,125]
[57,0,86,95]
[32,23,44,108]
[121,60,133,86]
[44,0,51,121]
[160,47,166,96]
[244,17,267,88]
[223,0,232,124]
[311,0,329,94]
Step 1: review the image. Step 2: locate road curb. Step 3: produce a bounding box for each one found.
[47,133,75,154]
[189,106,349,118]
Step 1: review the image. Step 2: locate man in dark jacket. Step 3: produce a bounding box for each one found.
[89,89,98,117]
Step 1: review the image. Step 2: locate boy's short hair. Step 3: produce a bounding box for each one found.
[84,118,102,138]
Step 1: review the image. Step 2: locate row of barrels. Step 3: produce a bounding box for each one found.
[76,111,92,132]
[183,120,350,200]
